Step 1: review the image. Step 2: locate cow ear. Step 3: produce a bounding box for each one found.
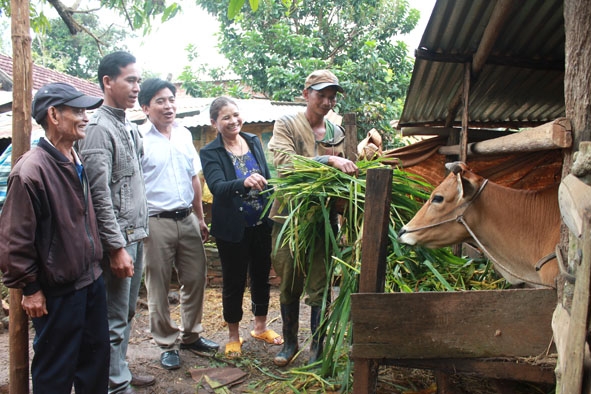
[460,175,479,199]
[456,173,464,197]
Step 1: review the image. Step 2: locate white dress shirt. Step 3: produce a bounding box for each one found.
[141,121,201,215]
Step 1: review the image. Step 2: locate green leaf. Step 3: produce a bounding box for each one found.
[423,260,454,291]
[249,0,259,12]
[228,0,246,20]
[162,3,181,22]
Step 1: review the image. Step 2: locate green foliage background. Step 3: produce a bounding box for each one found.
[31,13,129,81]
[192,0,419,148]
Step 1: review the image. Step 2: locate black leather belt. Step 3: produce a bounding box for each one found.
[151,207,193,220]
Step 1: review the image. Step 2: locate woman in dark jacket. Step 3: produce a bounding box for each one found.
[200,97,283,357]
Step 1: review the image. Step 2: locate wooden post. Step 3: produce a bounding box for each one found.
[560,212,591,393]
[10,0,33,392]
[560,0,591,391]
[453,63,471,258]
[357,168,391,293]
[352,168,392,394]
[343,113,358,161]
[459,62,470,162]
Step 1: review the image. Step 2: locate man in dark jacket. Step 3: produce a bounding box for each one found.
[0,82,107,393]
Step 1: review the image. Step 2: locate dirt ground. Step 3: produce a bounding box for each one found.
[0,283,556,394]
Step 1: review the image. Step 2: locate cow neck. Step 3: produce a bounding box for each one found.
[405,177,555,288]
[453,181,556,289]
[456,215,554,289]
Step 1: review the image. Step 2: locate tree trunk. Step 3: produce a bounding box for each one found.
[556,1,591,393]
[10,0,33,392]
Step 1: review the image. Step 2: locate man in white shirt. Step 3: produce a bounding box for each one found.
[138,78,219,371]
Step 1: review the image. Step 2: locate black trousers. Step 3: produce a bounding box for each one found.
[31,276,109,394]
[216,223,272,323]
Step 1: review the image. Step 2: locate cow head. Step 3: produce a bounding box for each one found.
[398,162,486,248]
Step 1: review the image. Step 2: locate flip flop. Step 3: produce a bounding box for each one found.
[224,337,244,357]
[250,329,284,345]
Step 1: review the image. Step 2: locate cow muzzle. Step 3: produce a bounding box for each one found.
[397,227,416,245]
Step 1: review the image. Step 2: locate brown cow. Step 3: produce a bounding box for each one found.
[398,162,560,288]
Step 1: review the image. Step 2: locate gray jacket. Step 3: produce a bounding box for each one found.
[77,105,148,251]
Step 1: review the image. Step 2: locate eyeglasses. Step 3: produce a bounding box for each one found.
[316,138,344,148]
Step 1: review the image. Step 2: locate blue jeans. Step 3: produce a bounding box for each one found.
[31,277,109,394]
[103,242,144,394]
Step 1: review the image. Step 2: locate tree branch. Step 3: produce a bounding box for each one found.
[119,0,135,30]
[70,7,102,14]
[46,0,82,35]
[77,23,107,54]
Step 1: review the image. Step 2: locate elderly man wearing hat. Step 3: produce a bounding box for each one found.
[268,70,358,367]
[0,82,109,393]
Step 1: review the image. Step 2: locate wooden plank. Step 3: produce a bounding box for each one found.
[439,118,572,156]
[560,212,591,393]
[384,358,556,384]
[351,289,556,359]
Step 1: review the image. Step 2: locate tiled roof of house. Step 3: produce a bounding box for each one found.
[0,53,103,97]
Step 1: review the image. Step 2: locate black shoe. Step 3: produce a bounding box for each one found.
[180,337,220,353]
[160,350,180,370]
[130,373,156,387]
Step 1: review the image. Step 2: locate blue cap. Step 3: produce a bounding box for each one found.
[32,82,103,124]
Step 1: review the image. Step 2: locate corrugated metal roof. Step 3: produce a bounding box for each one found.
[399,0,565,129]
[179,98,309,128]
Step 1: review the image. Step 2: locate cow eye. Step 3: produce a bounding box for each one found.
[432,195,444,203]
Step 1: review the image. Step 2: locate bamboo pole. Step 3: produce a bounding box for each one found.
[10,0,33,392]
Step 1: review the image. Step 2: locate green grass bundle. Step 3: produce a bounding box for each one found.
[264,154,505,391]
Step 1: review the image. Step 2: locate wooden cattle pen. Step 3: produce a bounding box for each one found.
[351,168,558,393]
[350,0,591,392]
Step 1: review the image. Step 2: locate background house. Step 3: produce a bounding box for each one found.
[0,53,103,152]
[0,55,337,161]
